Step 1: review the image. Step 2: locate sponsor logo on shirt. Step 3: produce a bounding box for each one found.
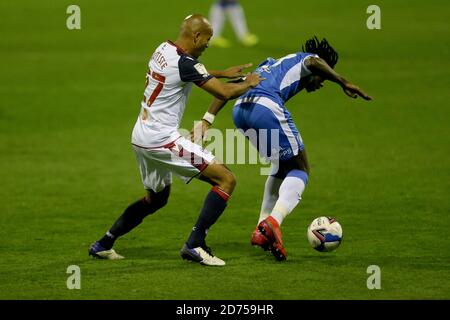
[194,63,209,78]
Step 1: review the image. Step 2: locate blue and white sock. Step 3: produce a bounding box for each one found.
[258,175,283,224]
[270,170,308,225]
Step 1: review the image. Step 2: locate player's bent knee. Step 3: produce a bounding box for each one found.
[145,187,170,212]
[202,162,237,194]
[152,196,168,210]
[227,171,237,189]
[217,170,236,194]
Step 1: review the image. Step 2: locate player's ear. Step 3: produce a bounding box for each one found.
[193,32,201,44]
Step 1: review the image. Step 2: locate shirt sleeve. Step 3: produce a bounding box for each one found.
[178,54,214,86]
[300,54,319,77]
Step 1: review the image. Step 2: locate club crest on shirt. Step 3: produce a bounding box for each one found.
[258,65,271,73]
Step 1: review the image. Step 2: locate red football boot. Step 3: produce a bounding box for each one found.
[251,227,270,251]
[257,216,287,261]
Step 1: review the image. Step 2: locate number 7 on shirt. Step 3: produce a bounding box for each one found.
[144,69,166,107]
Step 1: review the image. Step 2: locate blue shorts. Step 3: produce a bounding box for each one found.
[232,96,304,161]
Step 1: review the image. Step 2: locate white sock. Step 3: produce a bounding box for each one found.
[209,4,226,39]
[258,175,283,224]
[225,4,249,40]
[270,170,308,226]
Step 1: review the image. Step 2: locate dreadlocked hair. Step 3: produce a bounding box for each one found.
[302,36,339,68]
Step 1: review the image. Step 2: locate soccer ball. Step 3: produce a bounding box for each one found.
[307,217,343,252]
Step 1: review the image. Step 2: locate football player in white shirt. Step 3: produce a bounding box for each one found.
[89,14,263,266]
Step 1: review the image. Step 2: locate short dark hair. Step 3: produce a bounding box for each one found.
[302,36,339,68]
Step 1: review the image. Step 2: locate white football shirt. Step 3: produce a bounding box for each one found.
[132,41,213,148]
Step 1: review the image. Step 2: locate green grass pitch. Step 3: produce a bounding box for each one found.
[0,0,449,299]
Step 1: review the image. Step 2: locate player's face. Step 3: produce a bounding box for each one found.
[193,28,213,58]
[305,75,324,92]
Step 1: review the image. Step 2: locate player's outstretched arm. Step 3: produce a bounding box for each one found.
[209,63,253,79]
[201,73,263,101]
[190,74,264,144]
[305,56,372,100]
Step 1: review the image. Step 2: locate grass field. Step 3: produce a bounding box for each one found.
[0,0,449,300]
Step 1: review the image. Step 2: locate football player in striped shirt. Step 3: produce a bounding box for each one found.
[198,37,371,261]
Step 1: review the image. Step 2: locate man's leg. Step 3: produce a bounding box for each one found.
[258,173,283,224]
[179,161,235,266]
[258,150,310,260]
[270,150,309,226]
[209,1,226,38]
[251,169,283,250]
[89,186,171,259]
[224,0,258,46]
[186,161,235,248]
[266,169,308,223]
[209,0,232,48]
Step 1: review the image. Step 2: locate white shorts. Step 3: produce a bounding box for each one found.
[132,136,215,193]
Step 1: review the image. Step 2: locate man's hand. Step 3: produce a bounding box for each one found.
[189,119,211,144]
[221,63,253,79]
[244,72,265,88]
[305,56,372,101]
[342,82,372,100]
